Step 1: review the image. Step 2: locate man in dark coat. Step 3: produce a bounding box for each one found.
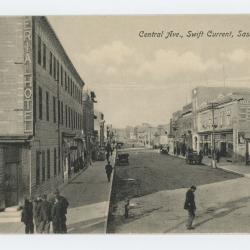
[51,197,62,233]
[54,189,69,233]
[105,161,113,182]
[184,186,197,230]
[33,196,42,233]
[40,194,52,233]
[21,198,34,234]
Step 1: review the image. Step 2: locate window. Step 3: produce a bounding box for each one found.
[68,107,71,128]
[58,100,60,124]
[65,105,68,127]
[46,91,49,121]
[49,52,52,76]
[61,66,63,86]
[61,101,63,125]
[53,96,56,123]
[58,147,61,174]
[53,56,56,79]
[68,76,70,94]
[65,72,67,91]
[39,86,42,120]
[37,35,42,65]
[36,151,40,185]
[57,60,59,81]
[42,150,45,182]
[54,148,57,176]
[42,43,46,69]
[70,80,73,96]
[47,149,50,179]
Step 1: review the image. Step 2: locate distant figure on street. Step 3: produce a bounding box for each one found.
[51,197,62,233]
[54,189,69,233]
[40,194,52,233]
[33,195,42,233]
[106,151,110,162]
[198,150,203,164]
[124,199,130,219]
[105,161,113,182]
[21,198,34,234]
[184,186,197,230]
[216,149,220,163]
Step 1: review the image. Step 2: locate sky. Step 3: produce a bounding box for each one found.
[48,15,250,128]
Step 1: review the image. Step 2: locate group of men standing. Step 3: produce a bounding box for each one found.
[21,189,69,234]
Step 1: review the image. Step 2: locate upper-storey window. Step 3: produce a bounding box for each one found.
[39,86,43,120]
[68,76,70,94]
[65,72,67,91]
[61,65,63,86]
[57,60,59,82]
[42,43,46,69]
[49,52,53,76]
[53,56,56,80]
[46,91,49,121]
[37,35,42,65]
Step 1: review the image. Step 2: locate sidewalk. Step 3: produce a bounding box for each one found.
[0,153,115,234]
[169,151,250,177]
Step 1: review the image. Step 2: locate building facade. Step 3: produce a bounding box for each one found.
[0,16,85,209]
[82,90,95,163]
[170,86,250,164]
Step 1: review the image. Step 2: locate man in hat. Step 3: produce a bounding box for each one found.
[105,161,113,182]
[54,189,69,233]
[40,194,52,233]
[184,185,197,230]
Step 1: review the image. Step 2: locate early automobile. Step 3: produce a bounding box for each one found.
[116,153,129,166]
[186,151,203,165]
[160,145,169,154]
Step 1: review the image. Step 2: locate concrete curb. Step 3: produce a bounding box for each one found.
[104,150,117,233]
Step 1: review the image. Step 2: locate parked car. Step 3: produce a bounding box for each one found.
[186,151,203,165]
[116,153,129,166]
[160,145,169,154]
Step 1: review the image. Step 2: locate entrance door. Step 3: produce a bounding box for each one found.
[4,146,20,207]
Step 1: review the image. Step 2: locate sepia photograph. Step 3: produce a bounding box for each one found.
[0,14,250,236]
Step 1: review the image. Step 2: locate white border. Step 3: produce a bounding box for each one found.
[1,0,250,250]
[0,0,250,15]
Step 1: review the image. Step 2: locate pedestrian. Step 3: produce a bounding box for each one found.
[216,149,220,163]
[33,195,42,233]
[184,186,196,230]
[124,199,130,219]
[105,161,113,182]
[106,151,110,162]
[21,198,34,234]
[40,194,52,233]
[54,189,69,233]
[51,197,62,233]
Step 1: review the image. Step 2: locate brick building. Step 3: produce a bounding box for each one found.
[0,16,85,209]
[82,90,95,162]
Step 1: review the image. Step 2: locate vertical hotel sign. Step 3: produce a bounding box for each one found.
[23,17,33,134]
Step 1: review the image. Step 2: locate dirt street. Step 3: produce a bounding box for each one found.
[107,149,241,233]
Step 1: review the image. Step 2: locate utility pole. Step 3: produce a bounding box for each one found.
[208,102,218,168]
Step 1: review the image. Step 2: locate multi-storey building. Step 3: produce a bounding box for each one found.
[197,92,250,162]
[170,86,250,163]
[82,90,95,162]
[94,110,105,147]
[0,16,85,209]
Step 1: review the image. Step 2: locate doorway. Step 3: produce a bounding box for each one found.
[4,145,20,207]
